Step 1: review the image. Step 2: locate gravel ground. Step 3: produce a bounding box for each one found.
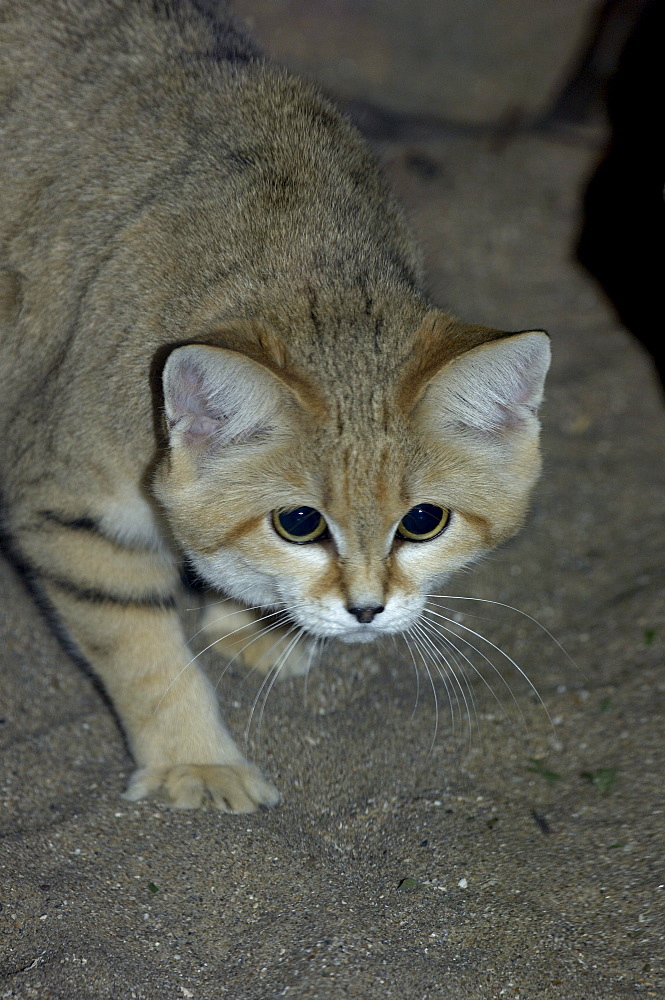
[1,2,663,998]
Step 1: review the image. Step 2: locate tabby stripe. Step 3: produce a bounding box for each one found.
[38,509,156,553]
[40,510,101,534]
[42,574,177,610]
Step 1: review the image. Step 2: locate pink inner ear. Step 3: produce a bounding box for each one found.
[186,413,221,438]
[165,358,229,444]
[505,338,550,411]
[166,360,211,428]
[163,344,289,451]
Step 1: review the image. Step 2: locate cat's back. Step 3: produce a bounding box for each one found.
[0,0,257,81]
[0,0,259,189]
[0,0,423,434]
[0,0,264,431]
[0,0,260,213]
[0,0,259,359]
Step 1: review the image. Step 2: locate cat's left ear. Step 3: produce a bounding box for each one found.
[162,344,302,452]
[413,330,551,437]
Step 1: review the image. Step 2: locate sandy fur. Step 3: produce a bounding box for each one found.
[0,0,549,810]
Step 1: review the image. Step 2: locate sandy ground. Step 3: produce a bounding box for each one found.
[1,2,664,998]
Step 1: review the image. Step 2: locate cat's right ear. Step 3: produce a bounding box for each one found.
[162,345,299,452]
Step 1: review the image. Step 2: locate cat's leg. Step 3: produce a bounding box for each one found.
[10,507,279,811]
[199,598,316,678]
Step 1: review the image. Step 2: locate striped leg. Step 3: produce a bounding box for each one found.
[11,506,280,811]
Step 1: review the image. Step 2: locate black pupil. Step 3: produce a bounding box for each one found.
[278,507,321,537]
[401,503,443,535]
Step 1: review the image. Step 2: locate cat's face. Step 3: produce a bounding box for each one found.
[155,316,550,643]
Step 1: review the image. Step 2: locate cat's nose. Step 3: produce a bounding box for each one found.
[347,604,384,624]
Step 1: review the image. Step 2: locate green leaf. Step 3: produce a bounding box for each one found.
[644,629,656,646]
[397,877,424,892]
[147,882,159,894]
[527,758,562,783]
[580,768,617,795]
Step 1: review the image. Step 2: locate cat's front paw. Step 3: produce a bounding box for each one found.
[237,628,314,678]
[200,600,314,677]
[123,762,280,812]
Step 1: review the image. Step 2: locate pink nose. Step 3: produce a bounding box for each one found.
[347,605,384,624]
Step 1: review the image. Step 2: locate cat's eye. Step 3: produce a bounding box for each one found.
[396,503,450,542]
[272,506,328,544]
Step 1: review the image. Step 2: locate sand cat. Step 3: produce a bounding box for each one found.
[0,0,550,811]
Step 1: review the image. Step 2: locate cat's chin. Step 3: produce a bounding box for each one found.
[299,620,406,644]
[336,629,383,645]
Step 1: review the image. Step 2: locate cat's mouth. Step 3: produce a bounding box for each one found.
[280,612,382,643]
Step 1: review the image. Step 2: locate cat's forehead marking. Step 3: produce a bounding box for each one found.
[322,434,409,535]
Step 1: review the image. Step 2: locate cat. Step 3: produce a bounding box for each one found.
[0,0,550,812]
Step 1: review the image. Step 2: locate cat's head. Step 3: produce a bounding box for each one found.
[154,312,550,643]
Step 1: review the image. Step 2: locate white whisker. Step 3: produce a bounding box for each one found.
[256,627,306,736]
[405,625,440,756]
[154,602,307,713]
[419,613,521,728]
[397,631,421,720]
[416,618,480,742]
[186,601,284,642]
[184,594,233,614]
[245,624,303,743]
[301,634,330,707]
[411,619,475,747]
[400,631,419,718]
[423,605,553,730]
[425,594,579,674]
[302,634,323,701]
[201,603,304,660]
[216,612,306,691]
